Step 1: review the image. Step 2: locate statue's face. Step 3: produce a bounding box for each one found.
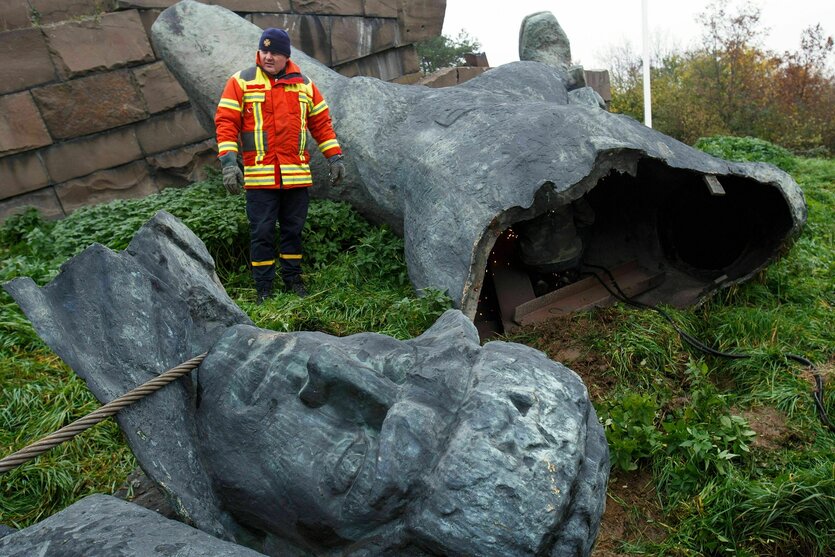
[196,318,600,554]
[195,323,475,546]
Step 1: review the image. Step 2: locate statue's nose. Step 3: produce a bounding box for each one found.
[299,345,398,417]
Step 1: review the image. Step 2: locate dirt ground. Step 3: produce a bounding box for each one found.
[518,312,619,400]
[592,468,668,556]
[113,467,178,520]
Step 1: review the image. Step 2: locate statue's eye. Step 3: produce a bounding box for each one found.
[299,348,397,430]
[509,391,535,416]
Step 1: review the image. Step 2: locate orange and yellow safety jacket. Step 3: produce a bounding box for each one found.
[214,55,341,189]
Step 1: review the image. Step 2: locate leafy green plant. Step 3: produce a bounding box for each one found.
[0,208,50,252]
[659,414,756,499]
[343,226,409,286]
[600,359,757,483]
[655,360,757,499]
[47,175,249,274]
[304,200,377,269]
[600,392,663,471]
[695,135,798,172]
[28,6,41,26]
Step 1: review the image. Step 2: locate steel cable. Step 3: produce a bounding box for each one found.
[0,352,207,474]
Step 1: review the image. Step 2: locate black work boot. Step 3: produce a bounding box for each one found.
[284,279,308,298]
[256,284,273,305]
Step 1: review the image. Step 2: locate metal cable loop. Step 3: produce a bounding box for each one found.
[0,352,207,474]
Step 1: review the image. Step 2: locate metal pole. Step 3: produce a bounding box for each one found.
[642,0,652,127]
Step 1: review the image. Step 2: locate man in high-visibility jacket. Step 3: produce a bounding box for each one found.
[215,27,345,304]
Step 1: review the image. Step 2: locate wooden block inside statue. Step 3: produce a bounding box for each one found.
[214,27,346,304]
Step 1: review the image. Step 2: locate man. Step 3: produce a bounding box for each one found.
[215,28,346,304]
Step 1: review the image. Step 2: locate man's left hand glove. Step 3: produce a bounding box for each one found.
[327,154,345,187]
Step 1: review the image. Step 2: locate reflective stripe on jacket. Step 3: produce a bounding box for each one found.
[214,56,341,189]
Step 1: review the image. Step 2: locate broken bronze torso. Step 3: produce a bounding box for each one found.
[153,0,805,336]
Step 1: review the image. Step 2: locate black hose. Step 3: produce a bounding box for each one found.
[580,262,834,433]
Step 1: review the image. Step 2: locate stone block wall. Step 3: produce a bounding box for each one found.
[0,0,445,221]
[412,66,489,88]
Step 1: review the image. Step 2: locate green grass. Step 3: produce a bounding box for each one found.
[1,154,833,556]
[641,152,834,554]
[0,351,136,527]
[695,136,798,173]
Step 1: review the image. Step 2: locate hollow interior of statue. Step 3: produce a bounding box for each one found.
[472,157,794,336]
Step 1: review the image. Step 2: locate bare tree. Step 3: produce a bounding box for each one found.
[696,1,769,133]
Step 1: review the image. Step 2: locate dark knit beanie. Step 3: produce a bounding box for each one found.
[259,28,291,57]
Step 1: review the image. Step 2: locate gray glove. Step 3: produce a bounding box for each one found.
[219,152,243,195]
[327,154,345,186]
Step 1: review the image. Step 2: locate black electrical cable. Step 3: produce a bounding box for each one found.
[580,262,834,433]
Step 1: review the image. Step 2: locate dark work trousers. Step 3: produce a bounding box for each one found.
[245,187,309,289]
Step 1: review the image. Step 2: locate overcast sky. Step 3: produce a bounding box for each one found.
[442,0,835,70]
